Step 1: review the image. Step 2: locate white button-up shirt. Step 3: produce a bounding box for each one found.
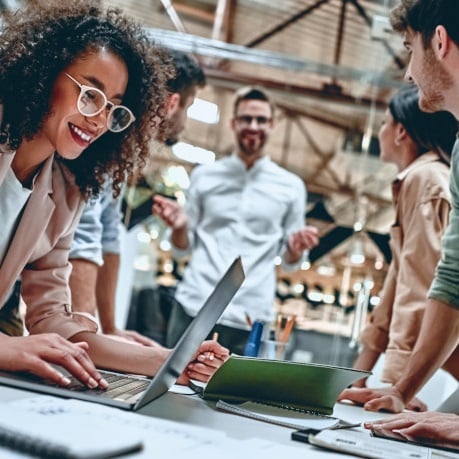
[173,154,308,329]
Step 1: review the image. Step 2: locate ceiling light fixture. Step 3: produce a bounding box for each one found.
[172,142,216,165]
[187,98,220,124]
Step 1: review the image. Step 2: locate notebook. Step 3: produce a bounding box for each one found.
[198,354,370,415]
[0,256,245,411]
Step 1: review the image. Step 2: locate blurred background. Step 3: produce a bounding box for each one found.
[2,0,455,406]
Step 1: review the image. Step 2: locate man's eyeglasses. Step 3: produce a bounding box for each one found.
[65,73,135,133]
[235,115,272,127]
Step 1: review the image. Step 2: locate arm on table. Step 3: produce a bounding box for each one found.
[69,258,98,316]
[96,253,157,347]
[69,331,229,383]
[70,256,157,347]
[340,345,427,411]
[339,298,459,413]
[349,348,381,388]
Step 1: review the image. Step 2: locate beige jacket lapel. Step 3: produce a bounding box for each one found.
[0,155,55,304]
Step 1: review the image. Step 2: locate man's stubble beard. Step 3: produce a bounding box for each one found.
[418,47,454,113]
[164,119,179,146]
[237,132,267,158]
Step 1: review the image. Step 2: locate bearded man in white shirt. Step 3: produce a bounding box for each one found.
[154,86,318,354]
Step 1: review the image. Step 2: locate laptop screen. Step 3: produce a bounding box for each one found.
[135,256,245,409]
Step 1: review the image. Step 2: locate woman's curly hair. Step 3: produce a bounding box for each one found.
[0,0,174,198]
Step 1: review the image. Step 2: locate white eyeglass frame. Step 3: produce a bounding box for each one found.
[65,73,136,133]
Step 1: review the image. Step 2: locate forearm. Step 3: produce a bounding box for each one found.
[353,347,381,372]
[96,253,120,334]
[394,298,459,402]
[283,226,319,266]
[171,226,190,251]
[70,331,170,376]
[283,245,302,265]
[69,259,98,316]
[351,348,381,387]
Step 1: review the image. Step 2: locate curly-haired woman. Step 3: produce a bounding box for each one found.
[0,1,227,388]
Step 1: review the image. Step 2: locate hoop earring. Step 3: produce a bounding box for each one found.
[0,124,10,144]
[0,124,16,154]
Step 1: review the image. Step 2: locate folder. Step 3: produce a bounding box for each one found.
[201,355,370,415]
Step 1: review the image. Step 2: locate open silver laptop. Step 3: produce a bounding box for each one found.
[0,257,245,411]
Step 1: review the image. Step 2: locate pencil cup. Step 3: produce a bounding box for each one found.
[258,340,287,361]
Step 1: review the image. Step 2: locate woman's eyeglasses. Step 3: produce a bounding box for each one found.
[65,73,135,133]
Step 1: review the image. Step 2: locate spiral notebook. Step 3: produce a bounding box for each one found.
[0,401,143,458]
[216,400,341,430]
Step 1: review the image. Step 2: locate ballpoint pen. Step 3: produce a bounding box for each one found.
[281,315,297,343]
[204,332,220,360]
[245,312,253,329]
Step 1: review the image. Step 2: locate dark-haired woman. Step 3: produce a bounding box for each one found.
[339,85,458,410]
[0,1,227,388]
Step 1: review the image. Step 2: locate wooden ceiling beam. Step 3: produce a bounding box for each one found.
[348,0,404,69]
[160,0,187,33]
[212,0,229,41]
[281,107,355,131]
[173,2,214,23]
[298,181,391,207]
[204,67,388,110]
[333,0,348,68]
[244,0,332,48]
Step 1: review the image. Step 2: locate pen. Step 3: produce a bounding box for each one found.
[281,315,296,343]
[204,332,219,360]
[332,422,362,430]
[245,312,253,329]
[243,320,264,357]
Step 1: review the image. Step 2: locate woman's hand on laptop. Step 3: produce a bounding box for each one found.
[0,334,108,389]
[178,340,230,384]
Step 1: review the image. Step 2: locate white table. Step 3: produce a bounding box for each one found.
[0,383,398,458]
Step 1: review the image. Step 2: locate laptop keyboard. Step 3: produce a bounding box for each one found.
[58,370,151,403]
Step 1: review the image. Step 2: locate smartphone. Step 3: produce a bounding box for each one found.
[291,428,322,444]
[371,429,459,454]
